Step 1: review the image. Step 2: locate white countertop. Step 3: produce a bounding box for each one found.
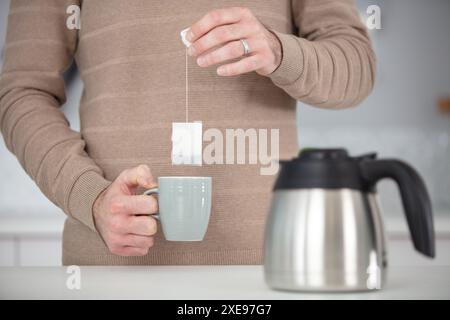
[0,266,449,300]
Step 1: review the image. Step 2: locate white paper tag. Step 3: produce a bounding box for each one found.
[180,28,192,48]
[172,122,202,166]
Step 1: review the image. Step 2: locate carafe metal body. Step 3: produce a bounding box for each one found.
[264,189,387,292]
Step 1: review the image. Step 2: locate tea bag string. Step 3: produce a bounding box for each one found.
[185,48,189,123]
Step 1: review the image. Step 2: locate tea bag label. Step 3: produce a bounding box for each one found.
[180,28,192,48]
[172,122,202,166]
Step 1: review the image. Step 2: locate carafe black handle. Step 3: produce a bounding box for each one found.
[360,160,435,258]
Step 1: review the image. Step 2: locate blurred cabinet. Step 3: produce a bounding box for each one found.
[0,238,15,266]
[0,236,61,266]
[0,216,63,266]
[389,238,450,267]
[18,237,61,266]
[0,217,449,266]
[0,236,449,267]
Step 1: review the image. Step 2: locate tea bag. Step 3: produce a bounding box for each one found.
[171,29,201,165]
[172,122,202,166]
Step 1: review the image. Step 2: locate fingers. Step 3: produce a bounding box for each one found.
[188,23,249,57]
[100,164,160,257]
[197,38,264,68]
[109,195,158,216]
[111,235,154,257]
[127,215,158,236]
[187,7,246,43]
[217,55,265,76]
[107,228,155,257]
[186,7,275,77]
[117,165,155,190]
[123,234,155,248]
[118,247,149,257]
[108,213,158,235]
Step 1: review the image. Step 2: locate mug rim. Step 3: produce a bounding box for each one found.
[158,176,211,180]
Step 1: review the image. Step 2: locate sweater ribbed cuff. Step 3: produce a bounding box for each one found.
[67,170,111,232]
[268,30,305,86]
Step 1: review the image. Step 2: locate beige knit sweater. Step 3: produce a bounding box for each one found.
[0,0,375,265]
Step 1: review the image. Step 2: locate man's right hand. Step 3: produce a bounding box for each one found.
[93,165,158,256]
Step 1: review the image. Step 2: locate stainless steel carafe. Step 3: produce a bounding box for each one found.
[264,149,435,292]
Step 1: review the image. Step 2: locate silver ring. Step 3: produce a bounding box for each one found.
[240,39,251,56]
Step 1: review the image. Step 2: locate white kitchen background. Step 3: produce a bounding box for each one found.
[0,0,449,266]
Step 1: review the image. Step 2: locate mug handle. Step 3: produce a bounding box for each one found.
[143,187,160,220]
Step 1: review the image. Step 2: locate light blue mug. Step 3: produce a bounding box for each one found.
[144,176,212,241]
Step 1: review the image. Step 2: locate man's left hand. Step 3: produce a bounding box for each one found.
[186,7,282,77]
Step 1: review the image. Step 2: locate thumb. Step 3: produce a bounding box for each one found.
[117,165,155,190]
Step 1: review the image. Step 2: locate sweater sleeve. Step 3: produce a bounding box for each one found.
[268,0,376,109]
[0,0,111,231]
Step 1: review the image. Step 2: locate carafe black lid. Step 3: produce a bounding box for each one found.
[274,148,375,191]
[295,148,351,161]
